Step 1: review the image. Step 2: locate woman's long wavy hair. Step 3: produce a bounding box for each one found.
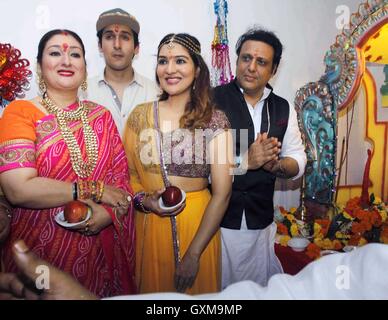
[156,33,214,130]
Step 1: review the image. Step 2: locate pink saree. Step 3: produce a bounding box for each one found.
[0,100,136,297]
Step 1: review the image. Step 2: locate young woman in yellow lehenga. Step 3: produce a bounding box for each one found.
[123,33,233,294]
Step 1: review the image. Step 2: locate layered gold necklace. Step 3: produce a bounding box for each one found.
[41,95,98,178]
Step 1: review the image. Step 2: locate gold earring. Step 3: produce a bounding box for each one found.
[38,74,47,96]
[81,79,88,92]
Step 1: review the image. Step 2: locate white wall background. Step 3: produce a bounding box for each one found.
[0,0,362,208]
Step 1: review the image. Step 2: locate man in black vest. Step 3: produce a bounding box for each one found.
[213,28,306,288]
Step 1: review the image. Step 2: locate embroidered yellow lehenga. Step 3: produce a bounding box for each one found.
[123,101,230,294]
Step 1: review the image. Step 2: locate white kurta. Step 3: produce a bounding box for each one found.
[221,215,283,288]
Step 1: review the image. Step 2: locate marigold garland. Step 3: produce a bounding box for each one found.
[276,194,388,259]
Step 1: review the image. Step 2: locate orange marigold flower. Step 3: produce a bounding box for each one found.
[370,210,383,227]
[380,225,388,238]
[277,223,289,235]
[315,219,330,237]
[279,206,288,215]
[345,197,361,216]
[354,208,368,221]
[306,243,321,260]
[348,235,361,246]
[286,214,296,223]
[315,219,330,226]
[333,240,343,250]
[351,222,364,234]
[361,220,372,232]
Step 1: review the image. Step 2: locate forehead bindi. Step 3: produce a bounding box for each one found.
[105,24,132,35]
[241,40,274,60]
[46,35,81,51]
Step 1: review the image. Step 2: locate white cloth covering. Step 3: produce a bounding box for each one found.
[108,243,388,300]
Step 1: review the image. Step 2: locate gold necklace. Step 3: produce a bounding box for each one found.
[41,95,98,178]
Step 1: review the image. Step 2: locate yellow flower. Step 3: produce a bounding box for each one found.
[279,235,291,247]
[323,238,334,250]
[342,211,353,220]
[290,224,299,237]
[359,238,368,246]
[337,204,345,212]
[314,238,324,248]
[315,232,324,240]
[379,209,387,223]
[289,207,297,214]
[335,232,350,239]
[315,238,335,250]
[373,196,382,205]
[381,235,388,244]
[286,214,296,222]
[335,231,343,239]
[313,223,322,238]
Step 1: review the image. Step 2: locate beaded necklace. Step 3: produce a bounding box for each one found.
[41,95,98,178]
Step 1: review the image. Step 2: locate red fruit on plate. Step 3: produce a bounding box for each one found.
[64,200,89,223]
[162,186,183,207]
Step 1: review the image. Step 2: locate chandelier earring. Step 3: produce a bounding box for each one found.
[81,79,88,92]
[38,74,47,96]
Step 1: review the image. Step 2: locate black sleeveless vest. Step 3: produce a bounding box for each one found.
[213,80,290,230]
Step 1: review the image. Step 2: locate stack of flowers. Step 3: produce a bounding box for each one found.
[276,194,388,259]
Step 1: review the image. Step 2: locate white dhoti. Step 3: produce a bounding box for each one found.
[221,213,283,289]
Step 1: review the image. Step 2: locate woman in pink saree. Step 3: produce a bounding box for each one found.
[0,29,136,297]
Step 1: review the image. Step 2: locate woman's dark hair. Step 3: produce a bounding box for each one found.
[156,33,214,130]
[236,27,283,74]
[37,29,86,65]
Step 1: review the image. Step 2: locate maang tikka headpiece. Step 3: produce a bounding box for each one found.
[167,35,176,50]
[159,34,201,55]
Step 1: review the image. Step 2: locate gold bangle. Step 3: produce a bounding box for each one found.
[90,181,95,201]
[95,181,104,203]
[78,180,84,200]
